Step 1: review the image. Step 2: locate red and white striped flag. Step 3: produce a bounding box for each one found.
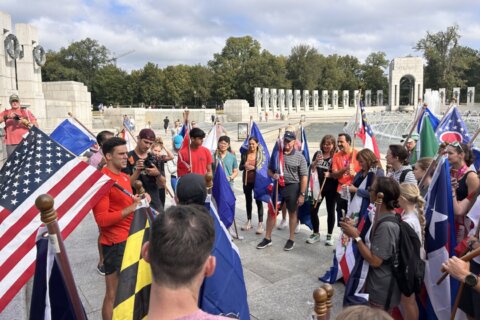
[0,126,113,312]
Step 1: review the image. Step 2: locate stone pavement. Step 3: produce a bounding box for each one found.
[2,121,348,319]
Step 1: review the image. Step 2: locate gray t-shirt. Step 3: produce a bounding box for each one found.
[390,165,417,184]
[366,213,401,309]
[269,149,308,184]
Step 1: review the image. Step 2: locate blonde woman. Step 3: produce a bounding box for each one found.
[398,183,426,320]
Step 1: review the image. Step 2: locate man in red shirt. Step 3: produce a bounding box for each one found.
[93,137,141,320]
[0,94,38,157]
[177,127,213,177]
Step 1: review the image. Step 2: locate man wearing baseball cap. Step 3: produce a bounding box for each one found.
[123,128,164,213]
[0,94,38,157]
[257,130,308,251]
[401,132,419,166]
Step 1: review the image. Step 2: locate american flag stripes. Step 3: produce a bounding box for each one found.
[0,126,113,313]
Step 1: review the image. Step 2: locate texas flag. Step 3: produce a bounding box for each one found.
[357,101,380,159]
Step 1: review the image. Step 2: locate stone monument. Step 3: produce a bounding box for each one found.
[302,90,309,111]
[388,57,424,111]
[376,90,383,106]
[254,87,262,111]
[439,88,446,105]
[332,90,338,109]
[224,99,250,122]
[270,88,277,115]
[365,90,372,106]
[467,87,475,106]
[343,90,349,108]
[322,90,329,109]
[294,89,301,112]
[262,88,270,112]
[286,89,293,113]
[353,90,360,107]
[278,89,285,113]
[453,88,460,104]
[313,90,319,111]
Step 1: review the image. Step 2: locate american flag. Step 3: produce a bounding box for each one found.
[0,126,113,313]
[357,101,380,159]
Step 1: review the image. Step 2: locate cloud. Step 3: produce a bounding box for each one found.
[1,0,479,71]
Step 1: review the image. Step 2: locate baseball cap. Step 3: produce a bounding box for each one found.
[401,132,419,143]
[173,135,183,149]
[138,128,156,141]
[9,94,19,103]
[283,131,296,142]
[176,173,207,205]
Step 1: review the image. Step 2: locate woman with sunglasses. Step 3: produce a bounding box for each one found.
[446,142,479,240]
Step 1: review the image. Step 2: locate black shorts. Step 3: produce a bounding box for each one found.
[279,183,300,213]
[102,241,126,276]
[459,260,480,318]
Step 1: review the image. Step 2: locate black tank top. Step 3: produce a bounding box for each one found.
[457,171,475,201]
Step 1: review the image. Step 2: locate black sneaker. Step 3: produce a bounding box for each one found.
[256,238,272,249]
[97,264,106,276]
[284,239,295,251]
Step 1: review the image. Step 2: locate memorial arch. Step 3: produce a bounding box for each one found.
[388,57,423,111]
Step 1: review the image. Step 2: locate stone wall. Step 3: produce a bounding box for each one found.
[223,99,249,122]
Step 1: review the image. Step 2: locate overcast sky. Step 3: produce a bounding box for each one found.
[2,1,479,71]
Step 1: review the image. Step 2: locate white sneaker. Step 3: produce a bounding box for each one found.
[325,234,334,246]
[277,219,287,230]
[294,222,300,234]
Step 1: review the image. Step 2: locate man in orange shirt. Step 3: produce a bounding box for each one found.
[331,133,360,244]
[93,137,141,320]
[0,94,38,157]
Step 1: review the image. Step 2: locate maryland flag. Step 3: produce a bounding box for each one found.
[112,207,153,320]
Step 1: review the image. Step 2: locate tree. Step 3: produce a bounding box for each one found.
[189,65,213,106]
[162,65,190,106]
[135,62,164,106]
[361,52,388,99]
[286,45,323,90]
[91,65,129,106]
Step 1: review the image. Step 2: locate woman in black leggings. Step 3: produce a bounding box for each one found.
[307,135,338,245]
[239,137,264,234]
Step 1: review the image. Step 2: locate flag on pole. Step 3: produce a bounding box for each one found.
[267,139,284,217]
[113,207,152,320]
[118,128,135,151]
[203,126,218,153]
[29,227,83,320]
[423,157,458,320]
[211,161,236,228]
[201,199,250,319]
[435,107,471,144]
[300,126,310,166]
[0,126,113,313]
[418,113,439,158]
[358,101,381,159]
[417,107,440,132]
[50,118,96,156]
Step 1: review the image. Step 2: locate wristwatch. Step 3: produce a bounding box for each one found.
[465,273,478,287]
[300,192,306,196]
[353,236,362,243]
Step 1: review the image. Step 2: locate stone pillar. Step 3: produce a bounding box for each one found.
[453,88,460,104]
[0,12,16,106]
[322,90,329,110]
[294,89,301,112]
[270,88,277,115]
[424,88,431,101]
[332,90,338,109]
[439,88,446,105]
[353,90,360,108]
[365,90,372,107]
[302,90,309,111]
[262,88,270,112]
[254,87,262,112]
[376,90,383,106]
[467,87,475,106]
[342,90,349,108]
[278,89,285,113]
[15,23,46,123]
[313,90,319,111]
[286,89,293,114]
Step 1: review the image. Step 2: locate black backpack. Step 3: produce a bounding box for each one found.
[378,214,425,305]
[399,168,412,183]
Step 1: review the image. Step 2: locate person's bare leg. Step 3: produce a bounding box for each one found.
[400,294,418,320]
[288,211,297,241]
[98,234,104,267]
[102,272,118,320]
[265,213,276,240]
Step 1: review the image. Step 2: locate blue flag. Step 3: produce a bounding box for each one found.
[300,126,310,166]
[417,107,440,132]
[472,148,480,172]
[29,228,86,320]
[435,107,470,144]
[423,157,458,320]
[212,162,236,228]
[200,202,250,319]
[50,119,96,156]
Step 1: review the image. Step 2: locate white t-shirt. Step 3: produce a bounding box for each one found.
[402,210,426,259]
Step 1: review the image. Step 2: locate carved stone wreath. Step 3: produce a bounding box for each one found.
[33,45,46,66]
[4,34,21,59]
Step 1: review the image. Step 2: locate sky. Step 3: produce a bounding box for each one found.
[2,0,480,72]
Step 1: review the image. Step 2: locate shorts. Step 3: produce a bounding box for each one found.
[102,241,126,276]
[459,260,480,318]
[279,183,300,213]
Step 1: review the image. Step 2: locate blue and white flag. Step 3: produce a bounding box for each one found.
[211,162,236,228]
[200,199,250,320]
[29,227,86,320]
[417,107,440,133]
[423,157,458,320]
[300,126,310,166]
[435,107,470,144]
[50,118,96,156]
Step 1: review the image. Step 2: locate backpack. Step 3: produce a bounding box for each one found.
[399,168,412,183]
[377,214,425,304]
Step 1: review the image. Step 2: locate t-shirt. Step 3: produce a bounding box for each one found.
[92,167,134,245]
[177,146,213,177]
[0,108,37,145]
[390,165,417,184]
[175,310,231,320]
[213,152,238,185]
[366,212,401,309]
[332,150,361,192]
[268,149,308,184]
[87,150,104,169]
[311,151,338,194]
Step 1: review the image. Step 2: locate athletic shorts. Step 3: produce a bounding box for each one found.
[102,241,126,276]
[279,183,300,213]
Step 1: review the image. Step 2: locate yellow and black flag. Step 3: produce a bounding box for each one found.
[112,207,152,320]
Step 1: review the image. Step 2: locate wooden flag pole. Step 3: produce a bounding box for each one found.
[274,128,282,217]
[36,194,87,320]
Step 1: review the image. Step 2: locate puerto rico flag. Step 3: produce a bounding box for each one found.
[358,101,380,159]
